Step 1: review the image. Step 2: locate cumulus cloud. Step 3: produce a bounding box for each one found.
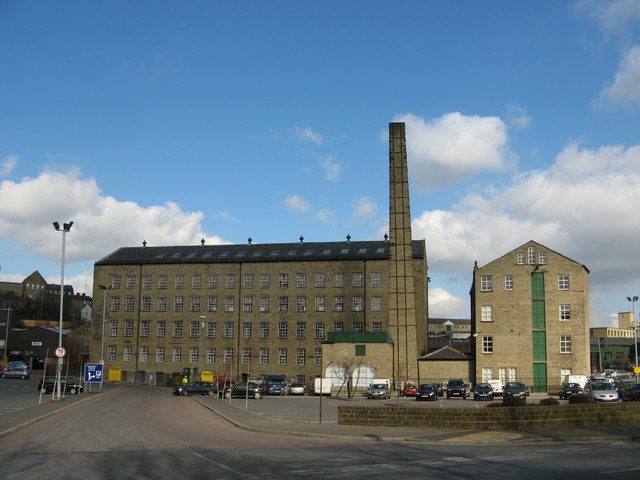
[293,126,323,145]
[576,0,640,38]
[393,112,514,190]
[506,104,532,129]
[283,194,310,214]
[0,169,225,263]
[428,287,469,319]
[351,197,377,220]
[320,155,342,182]
[1,155,18,177]
[316,208,336,227]
[595,45,640,108]
[216,210,237,223]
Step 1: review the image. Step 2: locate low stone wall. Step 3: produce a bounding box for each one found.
[338,403,640,429]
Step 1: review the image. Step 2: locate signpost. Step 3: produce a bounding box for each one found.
[84,363,103,383]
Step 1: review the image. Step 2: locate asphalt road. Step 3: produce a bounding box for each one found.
[1,384,639,479]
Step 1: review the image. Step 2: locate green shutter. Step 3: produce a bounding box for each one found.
[531,272,545,298]
[532,300,546,329]
[532,331,546,361]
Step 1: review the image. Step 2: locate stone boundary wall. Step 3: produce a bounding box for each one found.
[338,403,640,429]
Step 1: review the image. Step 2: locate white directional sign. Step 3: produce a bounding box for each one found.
[55,347,66,358]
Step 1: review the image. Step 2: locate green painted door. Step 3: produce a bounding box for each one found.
[531,272,545,298]
[533,363,548,393]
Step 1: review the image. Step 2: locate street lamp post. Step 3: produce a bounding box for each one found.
[1,306,14,365]
[628,296,639,379]
[53,221,73,401]
[199,315,206,380]
[99,284,112,391]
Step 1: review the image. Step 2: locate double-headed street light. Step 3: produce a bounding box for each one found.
[628,296,639,379]
[53,221,73,401]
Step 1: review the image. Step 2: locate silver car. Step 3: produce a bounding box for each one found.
[584,381,619,402]
[0,367,31,379]
[367,383,391,399]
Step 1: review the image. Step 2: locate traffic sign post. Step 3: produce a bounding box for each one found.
[55,347,66,358]
[85,363,103,384]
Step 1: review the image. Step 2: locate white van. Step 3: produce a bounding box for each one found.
[487,379,504,396]
[563,375,588,389]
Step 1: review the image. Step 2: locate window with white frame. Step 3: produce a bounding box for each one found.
[371,272,381,287]
[141,297,151,312]
[173,321,183,338]
[517,253,525,265]
[242,347,251,364]
[278,296,288,312]
[242,322,252,338]
[140,321,149,337]
[505,276,513,291]
[482,335,493,353]
[481,305,493,322]
[296,348,306,365]
[279,273,288,288]
[207,322,216,338]
[538,252,547,264]
[315,322,325,339]
[225,296,235,312]
[208,275,218,288]
[481,276,493,291]
[560,335,572,353]
[172,347,181,363]
[508,368,517,382]
[158,275,167,289]
[315,348,322,366]
[174,296,184,312]
[157,297,166,312]
[372,322,382,332]
[139,346,148,362]
[175,275,184,288]
[191,296,200,312]
[190,347,198,363]
[353,321,363,332]
[560,368,571,384]
[296,296,306,312]
[109,320,118,336]
[558,275,570,290]
[112,275,121,289]
[278,322,288,339]
[226,274,235,288]
[334,321,344,332]
[142,275,151,289]
[127,275,136,289]
[190,321,200,337]
[125,296,135,312]
[260,296,269,312]
[352,272,363,287]
[156,321,166,337]
[124,320,133,337]
[260,322,269,338]
[560,304,571,321]
[243,274,253,288]
[111,296,120,312]
[192,275,201,288]
[371,296,382,312]
[315,274,326,288]
[498,368,507,384]
[296,273,306,288]
[224,347,233,364]
[156,346,165,362]
[108,345,116,361]
[528,246,536,264]
[260,348,269,364]
[243,296,252,312]
[481,367,494,382]
[352,296,363,312]
[296,322,306,339]
[278,348,287,365]
[207,347,216,363]
[208,296,217,312]
[123,346,132,362]
[333,273,343,287]
[260,274,270,288]
[333,296,344,312]
[224,321,234,338]
[315,296,325,312]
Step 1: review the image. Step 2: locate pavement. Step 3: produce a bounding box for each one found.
[1,385,639,445]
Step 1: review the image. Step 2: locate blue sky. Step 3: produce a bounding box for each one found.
[1,1,639,327]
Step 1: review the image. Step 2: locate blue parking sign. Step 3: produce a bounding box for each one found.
[85,363,103,383]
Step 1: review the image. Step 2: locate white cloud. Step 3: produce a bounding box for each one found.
[216,210,237,223]
[596,45,640,107]
[1,155,18,177]
[428,287,469,318]
[393,112,514,190]
[283,194,310,214]
[506,104,532,129]
[576,0,640,37]
[351,197,376,219]
[293,126,323,145]
[315,208,336,227]
[320,155,342,182]
[0,168,226,263]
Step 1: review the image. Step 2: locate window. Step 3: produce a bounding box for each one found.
[315,348,322,366]
[207,347,216,364]
[243,274,253,288]
[260,274,270,288]
[528,246,536,264]
[371,296,382,312]
[140,321,149,337]
[158,275,167,289]
[333,296,344,312]
[124,320,133,337]
[278,296,288,312]
[242,347,251,365]
[156,346,164,363]
[142,275,151,289]
[508,368,517,382]
[127,275,136,289]
[192,275,201,288]
[243,296,253,312]
[482,335,493,353]
[260,296,269,312]
[125,296,135,312]
[505,276,513,291]
[191,297,201,312]
[207,322,217,338]
[498,368,506,384]
[112,275,121,289]
[353,321,363,332]
[190,347,198,363]
[225,296,235,312]
[260,348,269,365]
[558,275,570,291]
[371,272,381,287]
[278,322,288,339]
[481,305,493,322]
[481,367,494,382]
[110,296,120,312]
[172,347,181,363]
[242,322,252,339]
[224,348,233,364]
[139,346,148,362]
[334,321,344,332]
[173,321,183,338]
[296,273,306,288]
[226,274,235,288]
[560,304,571,321]
[279,274,289,288]
[355,345,366,356]
[260,322,269,338]
[315,296,325,312]
[352,273,363,287]
[140,297,150,312]
[190,321,200,337]
[225,321,234,338]
[333,273,343,287]
[156,321,166,337]
[287,294,302,313]
[538,252,547,264]
[208,275,218,288]
[296,322,306,339]
[109,320,118,336]
[174,297,184,312]
[208,296,217,312]
[481,276,493,291]
[296,348,306,366]
[517,253,525,265]
[157,297,167,312]
[175,275,184,288]
[315,274,326,288]
[315,322,325,339]
[278,348,287,365]
[560,335,572,353]
[352,296,363,312]
[372,322,382,332]
[108,345,116,361]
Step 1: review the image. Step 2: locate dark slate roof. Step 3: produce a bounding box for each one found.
[420,346,472,360]
[326,332,393,344]
[95,240,426,266]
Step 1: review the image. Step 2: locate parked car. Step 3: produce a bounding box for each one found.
[446,379,467,399]
[558,382,583,400]
[619,381,640,401]
[473,383,494,401]
[367,383,391,399]
[7,361,29,370]
[224,382,265,399]
[173,381,217,396]
[415,384,438,401]
[504,382,529,398]
[38,376,84,394]
[289,383,306,395]
[401,383,417,397]
[584,381,620,402]
[487,379,504,397]
[0,367,30,379]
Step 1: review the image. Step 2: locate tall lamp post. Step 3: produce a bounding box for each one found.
[199,315,206,380]
[53,221,73,401]
[99,284,112,391]
[628,296,639,379]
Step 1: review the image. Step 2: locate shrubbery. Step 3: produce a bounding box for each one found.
[539,397,560,406]
[502,396,527,407]
[568,393,593,404]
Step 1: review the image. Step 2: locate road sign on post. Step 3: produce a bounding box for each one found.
[55,347,66,358]
[85,363,103,383]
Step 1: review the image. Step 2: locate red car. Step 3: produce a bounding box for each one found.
[401,383,417,396]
